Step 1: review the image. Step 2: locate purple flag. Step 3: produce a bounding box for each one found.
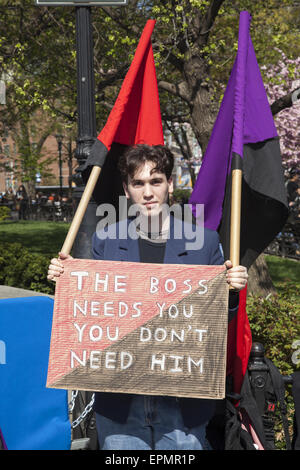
[189,11,289,403]
[189,11,288,269]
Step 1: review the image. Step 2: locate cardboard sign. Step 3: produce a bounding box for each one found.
[47,259,229,400]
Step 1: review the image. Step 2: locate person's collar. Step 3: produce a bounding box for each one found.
[134,212,170,242]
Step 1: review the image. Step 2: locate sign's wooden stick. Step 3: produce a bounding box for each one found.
[61,166,101,256]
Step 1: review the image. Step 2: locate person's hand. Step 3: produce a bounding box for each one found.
[47,252,73,282]
[224,260,248,291]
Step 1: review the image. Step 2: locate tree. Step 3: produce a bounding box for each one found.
[0,1,138,191]
[0,2,74,191]
[97,0,300,169]
[1,1,299,153]
[262,51,300,173]
[1,1,298,203]
[245,52,300,297]
[0,1,298,299]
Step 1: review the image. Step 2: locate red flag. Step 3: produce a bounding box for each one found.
[82,20,164,207]
[227,287,252,394]
[99,19,164,150]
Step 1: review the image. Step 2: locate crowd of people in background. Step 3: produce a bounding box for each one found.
[263,168,300,259]
[0,184,73,222]
[286,169,300,221]
[0,170,299,224]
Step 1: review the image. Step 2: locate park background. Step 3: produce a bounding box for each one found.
[0,0,299,449]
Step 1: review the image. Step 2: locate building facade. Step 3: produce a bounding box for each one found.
[0,133,76,198]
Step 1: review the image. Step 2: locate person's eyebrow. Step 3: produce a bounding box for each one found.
[130,178,144,184]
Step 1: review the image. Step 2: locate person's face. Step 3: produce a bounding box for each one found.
[123,161,173,217]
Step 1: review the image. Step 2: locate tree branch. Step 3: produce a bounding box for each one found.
[36,123,57,155]
[198,0,226,45]
[271,87,300,116]
[100,6,141,36]
[161,113,190,124]
[48,102,76,123]
[153,43,185,72]
[96,64,129,92]
[101,100,114,111]
[158,80,190,102]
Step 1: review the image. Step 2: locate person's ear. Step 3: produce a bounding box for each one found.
[123,181,130,199]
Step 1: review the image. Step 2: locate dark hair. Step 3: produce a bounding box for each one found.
[290,168,299,177]
[118,144,174,182]
[18,184,27,193]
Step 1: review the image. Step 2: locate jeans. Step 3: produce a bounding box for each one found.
[95,395,211,450]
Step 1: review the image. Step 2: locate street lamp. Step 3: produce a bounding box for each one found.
[71,6,98,260]
[55,134,64,198]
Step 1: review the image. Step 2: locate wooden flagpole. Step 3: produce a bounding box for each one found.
[229,163,242,267]
[228,12,250,269]
[60,166,101,256]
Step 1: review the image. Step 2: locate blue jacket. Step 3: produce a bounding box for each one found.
[91,216,227,428]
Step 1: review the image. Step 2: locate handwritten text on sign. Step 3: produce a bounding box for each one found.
[47,259,228,399]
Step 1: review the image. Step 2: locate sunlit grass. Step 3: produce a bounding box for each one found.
[265,254,300,289]
[0,220,70,258]
[0,221,299,291]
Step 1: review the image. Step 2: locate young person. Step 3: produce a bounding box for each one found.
[48,144,248,450]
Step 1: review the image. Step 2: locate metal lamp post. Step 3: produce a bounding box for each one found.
[71,5,99,260]
[55,134,64,198]
[35,1,128,258]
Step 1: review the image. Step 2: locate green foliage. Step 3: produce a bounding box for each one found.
[247,282,299,448]
[1,1,299,177]
[173,188,191,204]
[0,206,11,222]
[0,242,54,295]
[0,2,78,190]
[247,283,300,375]
[208,0,300,98]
